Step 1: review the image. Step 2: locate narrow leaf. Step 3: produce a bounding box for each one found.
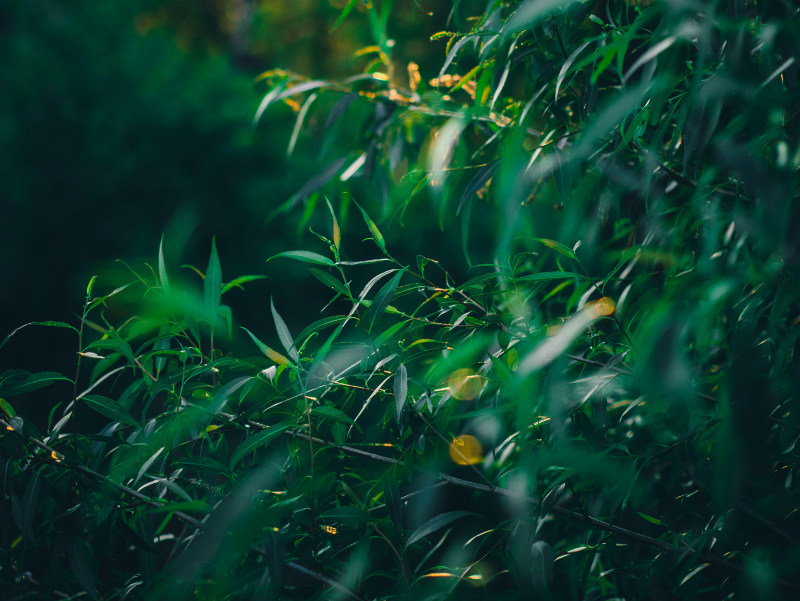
[271,298,298,361]
[158,234,170,296]
[82,395,138,427]
[68,543,100,601]
[268,250,334,267]
[230,422,296,468]
[293,157,348,206]
[354,200,386,254]
[394,364,408,425]
[312,406,359,429]
[0,372,73,397]
[240,327,292,366]
[204,238,222,320]
[369,271,403,332]
[405,511,477,547]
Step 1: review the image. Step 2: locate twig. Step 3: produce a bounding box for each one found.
[0,417,366,601]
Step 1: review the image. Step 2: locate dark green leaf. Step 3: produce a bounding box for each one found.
[405,511,477,547]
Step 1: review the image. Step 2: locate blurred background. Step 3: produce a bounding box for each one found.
[0,0,459,380]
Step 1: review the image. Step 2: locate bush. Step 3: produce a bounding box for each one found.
[2,1,800,599]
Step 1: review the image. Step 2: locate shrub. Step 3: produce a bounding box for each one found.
[2,1,799,599]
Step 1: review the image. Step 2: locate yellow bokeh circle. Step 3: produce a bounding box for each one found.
[449,435,484,465]
[448,368,483,401]
[588,296,616,317]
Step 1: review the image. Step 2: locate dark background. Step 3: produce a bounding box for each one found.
[0,0,460,383]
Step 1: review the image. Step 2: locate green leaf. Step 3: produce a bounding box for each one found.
[309,268,350,297]
[515,271,585,282]
[159,234,170,295]
[405,511,477,547]
[85,338,135,364]
[374,320,410,348]
[0,397,16,418]
[174,456,230,475]
[240,327,292,366]
[533,238,577,260]
[0,321,78,351]
[204,237,222,320]
[353,199,386,254]
[502,0,573,36]
[148,500,213,514]
[331,0,359,31]
[271,298,298,361]
[208,376,252,415]
[230,422,296,468]
[68,542,100,601]
[295,315,348,345]
[369,270,403,332]
[394,364,407,425]
[312,406,359,429]
[0,372,73,397]
[221,275,267,294]
[82,395,138,427]
[268,250,334,267]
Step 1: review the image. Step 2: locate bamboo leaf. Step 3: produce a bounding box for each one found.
[394,364,408,425]
[354,199,386,254]
[369,270,403,332]
[82,395,139,427]
[230,422,296,468]
[268,250,334,267]
[405,511,477,547]
[271,298,298,361]
[204,238,222,321]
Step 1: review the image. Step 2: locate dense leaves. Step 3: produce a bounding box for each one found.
[3,1,800,600]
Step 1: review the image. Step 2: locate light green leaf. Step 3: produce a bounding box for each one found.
[353,199,386,254]
[159,234,170,296]
[268,250,335,267]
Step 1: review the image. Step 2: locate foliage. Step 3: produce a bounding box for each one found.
[3,1,800,600]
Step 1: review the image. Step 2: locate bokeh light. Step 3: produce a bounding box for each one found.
[449,434,484,465]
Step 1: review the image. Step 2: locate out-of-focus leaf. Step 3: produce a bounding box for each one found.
[405,511,477,547]
[293,157,347,205]
[68,542,100,601]
[530,540,554,589]
[458,160,499,215]
[556,40,594,101]
[502,0,573,36]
